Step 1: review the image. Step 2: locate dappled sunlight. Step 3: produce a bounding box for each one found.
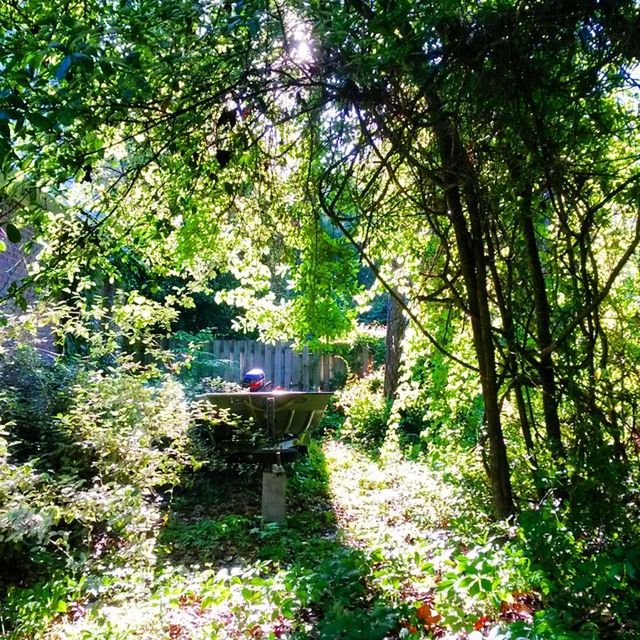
[319,437,541,639]
[43,437,480,639]
[0,347,607,639]
[323,439,455,557]
[36,426,539,640]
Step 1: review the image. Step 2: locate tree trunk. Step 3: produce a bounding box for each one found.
[485,220,542,496]
[384,291,407,400]
[520,187,566,460]
[428,92,514,519]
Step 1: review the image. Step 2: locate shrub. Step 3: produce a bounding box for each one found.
[0,346,77,466]
[315,326,386,380]
[57,370,191,491]
[518,504,640,636]
[335,371,391,450]
[169,330,240,394]
[434,536,542,633]
[0,353,194,636]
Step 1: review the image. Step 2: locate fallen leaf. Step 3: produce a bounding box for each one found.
[416,603,442,625]
[473,615,491,630]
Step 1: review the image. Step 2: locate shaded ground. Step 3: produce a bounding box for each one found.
[37,439,532,640]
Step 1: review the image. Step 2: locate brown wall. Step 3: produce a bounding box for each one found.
[0,226,29,299]
[0,225,55,354]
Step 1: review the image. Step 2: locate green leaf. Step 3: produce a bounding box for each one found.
[480,577,493,591]
[5,223,21,243]
[16,293,27,311]
[0,239,6,252]
[437,578,455,591]
[625,561,636,579]
[55,55,73,81]
[0,119,11,164]
[28,112,50,130]
[55,106,77,127]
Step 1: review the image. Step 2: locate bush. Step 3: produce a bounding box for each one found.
[169,330,241,394]
[316,326,386,380]
[518,504,640,636]
[57,370,191,491]
[0,351,195,636]
[0,348,79,587]
[335,371,391,450]
[0,346,77,466]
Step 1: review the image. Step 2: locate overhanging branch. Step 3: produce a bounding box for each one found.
[316,180,478,372]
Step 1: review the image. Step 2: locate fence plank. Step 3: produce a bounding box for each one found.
[283,345,292,389]
[274,341,283,388]
[323,354,330,389]
[302,345,310,390]
[221,340,231,380]
[291,347,301,390]
[244,339,253,370]
[250,341,260,374]
[264,343,274,388]
[232,341,241,382]
[310,353,320,390]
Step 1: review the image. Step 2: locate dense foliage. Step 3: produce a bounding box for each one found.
[0,348,193,633]
[2,0,639,514]
[2,357,639,639]
[1,0,640,637]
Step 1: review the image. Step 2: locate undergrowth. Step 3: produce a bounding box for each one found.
[1,353,640,639]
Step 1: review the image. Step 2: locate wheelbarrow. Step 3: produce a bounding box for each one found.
[195,390,333,521]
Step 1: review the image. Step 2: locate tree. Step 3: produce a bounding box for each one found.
[2,0,639,518]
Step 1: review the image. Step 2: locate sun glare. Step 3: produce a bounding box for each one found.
[287,18,315,66]
[291,26,313,65]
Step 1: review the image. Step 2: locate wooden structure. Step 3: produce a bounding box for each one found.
[182,339,354,391]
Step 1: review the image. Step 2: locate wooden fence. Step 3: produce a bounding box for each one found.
[184,339,361,391]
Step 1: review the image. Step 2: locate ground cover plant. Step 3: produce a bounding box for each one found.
[2,352,639,640]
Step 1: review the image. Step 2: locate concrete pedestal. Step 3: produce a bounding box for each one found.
[262,465,287,523]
